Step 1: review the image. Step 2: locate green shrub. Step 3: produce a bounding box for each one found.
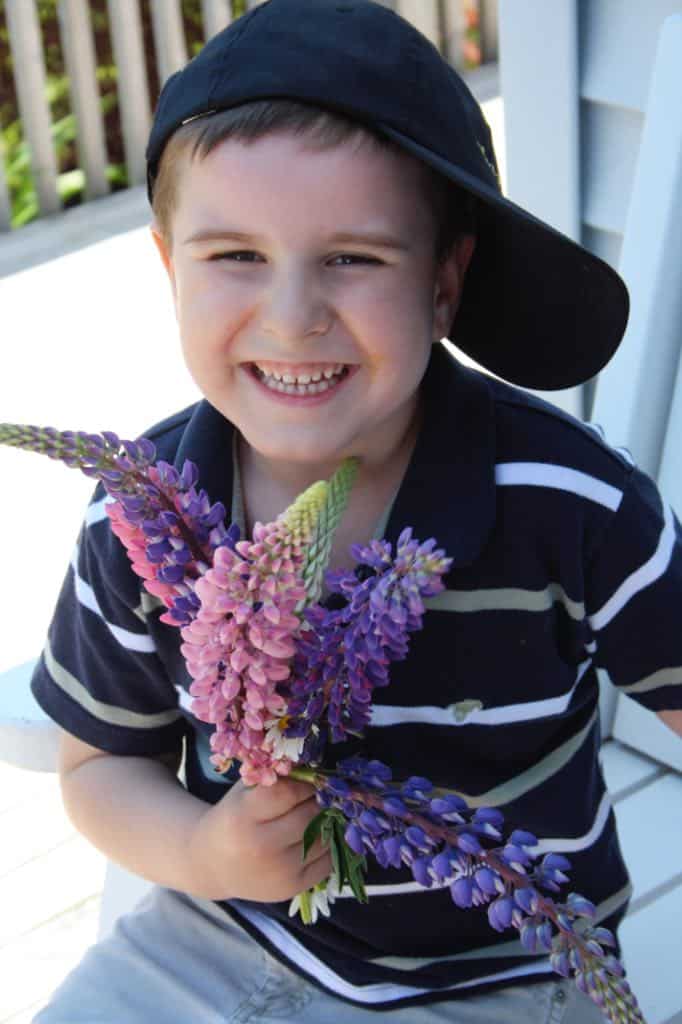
[0,0,211,228]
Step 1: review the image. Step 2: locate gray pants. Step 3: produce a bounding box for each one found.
[33,887,605,1023]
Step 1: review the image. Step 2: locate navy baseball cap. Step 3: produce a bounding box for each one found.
[146,0,629,391]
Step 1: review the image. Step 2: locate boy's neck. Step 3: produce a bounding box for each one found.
[236,401,423,532]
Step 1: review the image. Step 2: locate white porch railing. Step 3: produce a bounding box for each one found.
[1,0,488,232]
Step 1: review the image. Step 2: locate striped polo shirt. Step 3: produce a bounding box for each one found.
[32,343,682,1009]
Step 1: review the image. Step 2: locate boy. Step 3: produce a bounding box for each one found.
[30,1,682,1021]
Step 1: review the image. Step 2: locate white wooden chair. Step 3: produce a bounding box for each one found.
[499,4,682,769]
[0,656,154,938]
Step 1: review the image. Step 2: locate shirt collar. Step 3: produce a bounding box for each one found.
[171,343,497,567]
[172,398,236,523]
[384,343,497,568]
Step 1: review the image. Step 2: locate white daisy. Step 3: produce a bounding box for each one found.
[289,876,340,925]
[263,719,305,762]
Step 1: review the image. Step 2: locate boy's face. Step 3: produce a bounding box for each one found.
[152,132,474,472]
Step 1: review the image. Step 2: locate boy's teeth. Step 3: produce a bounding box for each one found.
[254,363,348,395]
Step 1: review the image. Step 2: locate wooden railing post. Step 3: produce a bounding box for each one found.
[441,0,465,67]
[5,0,60,216]
[150,0,187,85]
[478,0,498,63]
[57,0,109,200]
[396,0,441,49]
[201,0,232,39]
[106,0,151,187]
[0,157,11,231]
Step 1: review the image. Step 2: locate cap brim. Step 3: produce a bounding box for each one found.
[378,124,629,391]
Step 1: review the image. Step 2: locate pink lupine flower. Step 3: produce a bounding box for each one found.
[181,520,309,784]
[106,499,179,609]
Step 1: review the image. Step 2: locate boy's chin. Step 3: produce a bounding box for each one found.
[241,432,353,470]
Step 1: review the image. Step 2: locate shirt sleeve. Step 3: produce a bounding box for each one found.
[31,488,186,756]
[585,463,682,712]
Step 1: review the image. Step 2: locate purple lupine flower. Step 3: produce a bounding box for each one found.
[105,459,237,626]
[309,757,644,1024]
[280,529,452,758]
[0,424,237,627]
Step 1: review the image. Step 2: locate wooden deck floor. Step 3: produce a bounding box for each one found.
[0,739,680,1023]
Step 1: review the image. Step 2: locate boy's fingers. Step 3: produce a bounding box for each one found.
[234,778,317,820]
[300,851,334,891]
[262,796,322,849]
[298,836,330,864]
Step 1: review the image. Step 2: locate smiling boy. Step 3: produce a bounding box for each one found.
[30,2,682,1022]
[151,128,474,569]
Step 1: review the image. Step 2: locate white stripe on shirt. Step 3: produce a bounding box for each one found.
[44,638,180,729]
[371,659,592,729]
[85,495,114,526]
[495,462,623,511]
[179,658,592,730]
[71,547,156,653]
[426,582,585,620]
[232,903,554,1004]
[590,501,676,631]
[369,881,631,971]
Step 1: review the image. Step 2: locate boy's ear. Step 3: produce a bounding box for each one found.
[432,234,476,342]
[150,223,178,308]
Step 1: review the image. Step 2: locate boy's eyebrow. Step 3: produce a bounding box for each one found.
[182,228,410,250]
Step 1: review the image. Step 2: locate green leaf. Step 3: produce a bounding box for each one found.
[320,814,335,845]
[106,164,128,188]
[302,810,326,860]
[329,831,344,885]
[329,819,367,902]
[11,196,39,229]
[348,855,368,903]
[332,819,367,902]
[333,824,353,881]
[57,168,85,202]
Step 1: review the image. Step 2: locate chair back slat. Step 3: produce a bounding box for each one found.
[591,14,682,482]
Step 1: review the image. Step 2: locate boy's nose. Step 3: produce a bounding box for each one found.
[260,270,332,345]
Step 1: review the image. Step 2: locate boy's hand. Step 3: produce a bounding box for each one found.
[187,777,333,902]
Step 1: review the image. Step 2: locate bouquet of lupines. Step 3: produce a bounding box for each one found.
[0,422,645,1024]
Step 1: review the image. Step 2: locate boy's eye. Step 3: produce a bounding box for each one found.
[209,250,262,262]
[330,254,383,267]
[207,251,383,266]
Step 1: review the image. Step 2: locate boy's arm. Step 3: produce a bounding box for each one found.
[586,466,682,730]
[58,729,332,902]
[658,709,682,736]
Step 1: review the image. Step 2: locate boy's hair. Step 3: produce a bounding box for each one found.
[152,99,477,264]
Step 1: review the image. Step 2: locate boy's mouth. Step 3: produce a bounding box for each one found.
[250,362,351,396]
